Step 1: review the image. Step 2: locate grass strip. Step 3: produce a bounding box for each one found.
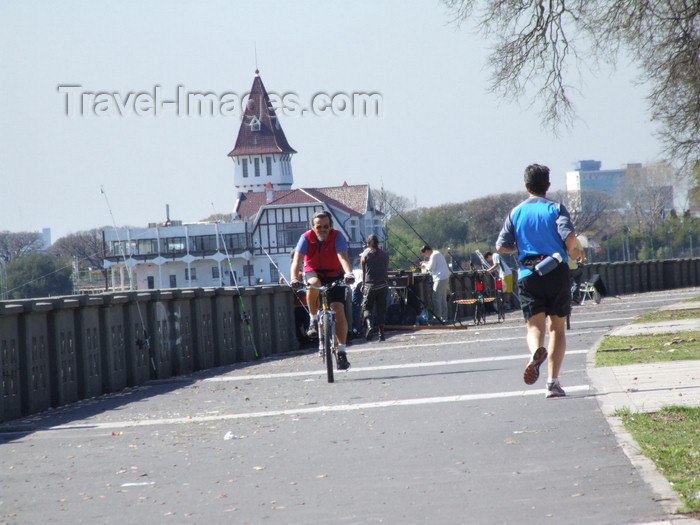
[632,308,700,324]
[596,331,700,367]
[618,406,700,515]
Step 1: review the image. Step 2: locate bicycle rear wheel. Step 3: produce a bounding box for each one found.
[322,314,334,383]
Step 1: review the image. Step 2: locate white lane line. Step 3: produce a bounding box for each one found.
[45,385,591,431]
[203,349,589,381]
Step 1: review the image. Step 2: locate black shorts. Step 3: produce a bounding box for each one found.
[518,263,571,320]
[305,273,346,305]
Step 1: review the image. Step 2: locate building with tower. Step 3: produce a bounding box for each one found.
[103,71,384,290]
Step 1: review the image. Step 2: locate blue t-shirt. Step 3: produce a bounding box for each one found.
[496,197,574,279]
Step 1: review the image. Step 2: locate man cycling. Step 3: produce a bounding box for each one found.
[290,210,355,370]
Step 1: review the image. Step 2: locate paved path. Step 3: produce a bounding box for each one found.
[1,288,699,524]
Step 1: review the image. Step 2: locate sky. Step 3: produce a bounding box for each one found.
[0,1,663,243]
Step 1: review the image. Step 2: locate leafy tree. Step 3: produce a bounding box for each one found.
[443,0,700,174]
[0,231,44,263]
[5,253,73,299]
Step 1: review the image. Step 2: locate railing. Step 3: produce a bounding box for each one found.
[0,285,297,423]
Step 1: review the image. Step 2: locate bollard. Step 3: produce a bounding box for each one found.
[124,292,152,386]
[170,289,195,376]
[234,287,259,362]
[19,300,54,415]
[0,303,24,422]
[193,288,216,371]
[212,287,237,366]
[254,286,275,357]
[147,290,174,380]
[76,294,104,399]
[48,297,80,408]
[99,294,128,394]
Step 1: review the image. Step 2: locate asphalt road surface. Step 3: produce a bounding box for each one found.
[1,288,697,524]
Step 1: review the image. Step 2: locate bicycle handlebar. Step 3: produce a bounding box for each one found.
[305,279,349,293]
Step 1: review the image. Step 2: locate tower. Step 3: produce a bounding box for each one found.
[227,70,297,193]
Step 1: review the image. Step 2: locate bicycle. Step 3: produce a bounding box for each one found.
[305,279,348,383]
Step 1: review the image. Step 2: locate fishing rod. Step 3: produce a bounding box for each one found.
[254,239,311,316]
[385,227,422,264]
[384,201,458,275]
[100,186,157,377]
[384,199,431,248]
[211,204,259,359]
[446,247,471,272]
[384,229,446,325]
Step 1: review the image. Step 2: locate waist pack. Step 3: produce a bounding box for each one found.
[520,255,546,271]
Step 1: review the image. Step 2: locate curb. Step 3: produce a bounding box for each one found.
[586,330,700,523]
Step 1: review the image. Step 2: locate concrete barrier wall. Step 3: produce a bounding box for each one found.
[2,260,698,423]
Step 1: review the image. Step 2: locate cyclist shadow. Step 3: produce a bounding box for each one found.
[350,367,503,382]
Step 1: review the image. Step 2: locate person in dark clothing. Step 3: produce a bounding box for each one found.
[361,234,390,341]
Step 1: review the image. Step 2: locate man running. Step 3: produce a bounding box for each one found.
[496,164,582,398]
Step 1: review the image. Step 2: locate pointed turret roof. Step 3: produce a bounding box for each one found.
[227,70,297,157]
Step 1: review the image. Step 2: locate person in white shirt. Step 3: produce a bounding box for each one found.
[485,251,513,308]
[419,245,450,323]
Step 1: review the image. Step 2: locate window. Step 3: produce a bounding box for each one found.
[169,275,177,288]
[254,158,260,177]
[269,263,278,283]
[190,235,217,252]
[276,221,307,247]
[162,237,186,253]
[222,233,250,251]
[137,239,158,255]
[147,276,154,289]
[185,268,197,280]
[212,266,220,279]
[242,158,248,178]
[243,264,254,277]
[266,157,272,176]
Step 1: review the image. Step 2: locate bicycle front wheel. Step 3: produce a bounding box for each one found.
[322,314,334,383]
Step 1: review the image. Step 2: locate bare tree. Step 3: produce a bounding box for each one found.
[617,162,676,234]
[0,231,44,263]
[51,228,109,280]
[443,1,700,173]
[551,189,613,233]
[371,188,414,222]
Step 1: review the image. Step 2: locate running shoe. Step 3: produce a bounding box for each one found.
[306,320,318,338]
[337,351,351,370]
[523,346,548,385]
[546,381,566,398]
